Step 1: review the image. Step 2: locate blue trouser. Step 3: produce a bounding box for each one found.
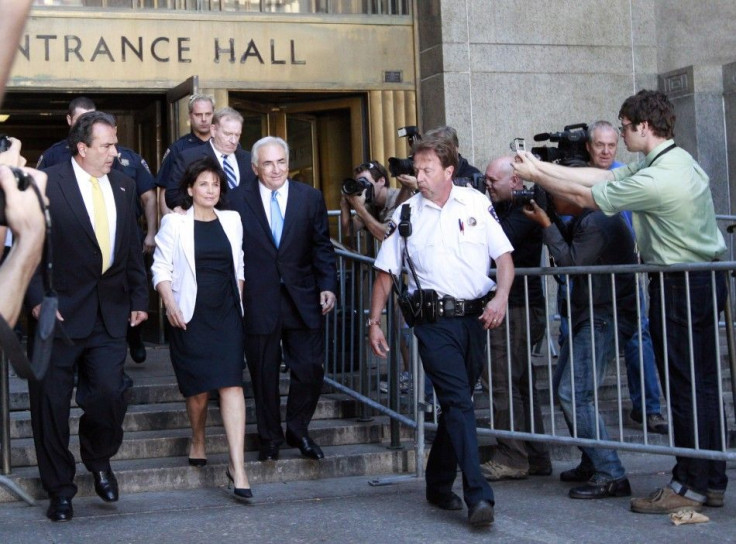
[649,271,728,497]
[624,290,661,417]
[414,317,494,507]
[554,314,626,481]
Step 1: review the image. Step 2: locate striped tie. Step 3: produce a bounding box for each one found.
[222,154,238,188]
[89,176,111,273]
[270,190,283,248]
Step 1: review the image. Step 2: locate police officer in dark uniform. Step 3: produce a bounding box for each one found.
[155,94,215,215]
[369,134,514,528]
[37,97,157,363]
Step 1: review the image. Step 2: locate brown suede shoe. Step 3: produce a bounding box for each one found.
[630,486,703,514]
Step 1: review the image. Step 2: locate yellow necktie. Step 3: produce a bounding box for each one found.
[90,176,111,273]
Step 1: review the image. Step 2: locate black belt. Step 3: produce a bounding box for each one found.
[437,292,494,318]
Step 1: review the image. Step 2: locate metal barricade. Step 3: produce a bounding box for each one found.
[324,252,736,466]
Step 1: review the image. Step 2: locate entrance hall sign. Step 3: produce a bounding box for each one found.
[10,15,414,90]
[17,35,306,66]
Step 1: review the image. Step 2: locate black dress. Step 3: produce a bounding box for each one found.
[169,218,244,397]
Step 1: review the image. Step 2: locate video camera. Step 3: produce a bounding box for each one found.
[453,172,486,193]
[531,123,590,166]
[387,126,421,177]
[0,135,35,226]
[341,176,374,203]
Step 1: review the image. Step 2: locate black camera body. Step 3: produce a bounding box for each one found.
[453,172,486,193]
[387,157,415,178]
[0,134,34,226]
[341,176,374,203]
[531,123,590,166]
[387,126,422,178]
[511,184,550,211]
[511,188,535,206]
[0,135,12,152]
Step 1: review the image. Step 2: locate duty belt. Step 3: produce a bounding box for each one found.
[437,292,494,318]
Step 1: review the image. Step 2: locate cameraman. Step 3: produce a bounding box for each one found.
[340,161,412,247]
[586,120,667,436]
[0,137,47,328]
[394,126,481,193]
[479,155,551,481]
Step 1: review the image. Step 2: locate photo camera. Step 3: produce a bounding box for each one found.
[388,126,422,177]
[0,135,35,226]
[341,176,374,203]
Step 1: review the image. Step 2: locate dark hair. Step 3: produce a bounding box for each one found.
[68,96,96,117]
[424,125,459,148]
[618,90,675,139]
[67,111,116,157]
[353,160,389,184]
[178,156,228,210]
[412,134,458,173]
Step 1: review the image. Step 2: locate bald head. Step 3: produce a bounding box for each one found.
[485,155,523,203]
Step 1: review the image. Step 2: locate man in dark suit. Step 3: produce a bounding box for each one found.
[38,96,157,364]
[26,111,149,522]
[164,106,256,212]
[230,136,337,462]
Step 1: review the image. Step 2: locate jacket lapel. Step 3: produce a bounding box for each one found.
[243,180,274,246]
[181,210,196,276]
[57,162,97,245]
[110,172,127,263]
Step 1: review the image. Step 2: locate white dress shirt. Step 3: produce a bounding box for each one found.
[71,157,117,265]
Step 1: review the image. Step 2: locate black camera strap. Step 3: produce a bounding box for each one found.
[0,179,63,381]
[390,204,426,324]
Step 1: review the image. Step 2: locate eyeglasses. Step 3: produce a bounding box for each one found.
[619,122,634,133]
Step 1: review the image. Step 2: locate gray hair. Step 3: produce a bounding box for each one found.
[587,120,619,142]
[251,136,290,166]
[188,94,215,113]
[212,106,243,126]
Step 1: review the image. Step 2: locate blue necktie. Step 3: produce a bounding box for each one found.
[270,190,283,247]
[222,155,237,189]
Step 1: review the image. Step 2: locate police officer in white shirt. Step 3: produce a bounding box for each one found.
[368,134,514,528]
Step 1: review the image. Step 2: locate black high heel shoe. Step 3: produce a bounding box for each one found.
[188,458,207,467]
[226,469,253,501]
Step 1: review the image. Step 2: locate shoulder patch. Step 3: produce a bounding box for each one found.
[488,204,501,224]
[384,220,397,240]
[140,158,152,174]
[161,148,170,162]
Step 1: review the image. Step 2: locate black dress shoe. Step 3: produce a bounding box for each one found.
[467,499,494,527]
[127,328,146,364]
[569,477,631,499]
[286,431,324,460]
[560,463,596,482]
[258,441,280,461]
[47,496,73,522]
[188,458,207,467]
[92,469,119,502]
[226,469,253,502]
[426,491,463,511]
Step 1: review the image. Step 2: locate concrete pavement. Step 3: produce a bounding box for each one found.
[2,453,734,544]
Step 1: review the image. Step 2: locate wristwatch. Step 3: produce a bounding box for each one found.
[366,317,381,328]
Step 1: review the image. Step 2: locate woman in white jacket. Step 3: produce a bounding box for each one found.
[152,156,251,501]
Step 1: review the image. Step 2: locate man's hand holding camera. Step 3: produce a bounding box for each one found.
[0,137,48,326]
[521,199,552,228]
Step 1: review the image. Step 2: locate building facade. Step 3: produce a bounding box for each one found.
[6,0,736,215]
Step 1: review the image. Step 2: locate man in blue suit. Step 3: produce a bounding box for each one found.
[230,136,337,462]
[26,111,149,522]
[164,107,256,213]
